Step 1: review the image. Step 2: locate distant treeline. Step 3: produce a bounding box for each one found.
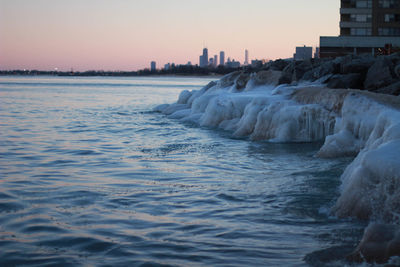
[0,65,258,77]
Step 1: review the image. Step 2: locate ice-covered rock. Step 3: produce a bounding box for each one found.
[155,72,400,243]
[154,60,400,264]
[347,223,400,263]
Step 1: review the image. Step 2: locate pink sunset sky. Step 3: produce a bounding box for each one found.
[0,0,340,71]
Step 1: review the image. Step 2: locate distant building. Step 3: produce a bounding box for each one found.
[293,46,313,60]
[150,61,156,71]
[164,63,170,70]
[314,47,320,59]
[251,59,263,68]
[199,48,209,67]
[244,49,249,65]
[209,58,214,66]
[213,55,218,67]
[320,0,400,58]
[220,51,225,66]
[226,59,240,68]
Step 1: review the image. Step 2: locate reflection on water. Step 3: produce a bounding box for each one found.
[0,76,364,266]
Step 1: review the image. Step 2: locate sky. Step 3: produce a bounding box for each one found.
[0,0,340,71]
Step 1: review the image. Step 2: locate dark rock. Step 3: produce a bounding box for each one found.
[278,60,313,84]
[340,56,375,75]
[304,246,355,266]
[278,70,293,84]
[252,70,281,86]
[327,73,363,89]
[364,57,394,90]
[218,71,241,88]
[278,61,295,84]
[295,60,313,80]
[234,73,250,90]
[269,59,289,71]
[388,52,400,65]
[347,224,400,264]
[394,64,400,79]
[336,54,354,69]
[376,81,400,96]
[301,69,316,81]
[302,60,340,81]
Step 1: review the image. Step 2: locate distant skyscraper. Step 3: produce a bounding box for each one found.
[213,55,218,67]
[199,48,209,67]
[244,49,249,65]
[150,61,156,71]
[220,51,225,66]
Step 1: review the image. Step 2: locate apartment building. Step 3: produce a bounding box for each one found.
[320,0,400,58]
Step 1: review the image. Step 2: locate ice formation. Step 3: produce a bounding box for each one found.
[155,73,400,260]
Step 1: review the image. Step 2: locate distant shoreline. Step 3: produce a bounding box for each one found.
[0,67,243,78]
[0,73,223,79]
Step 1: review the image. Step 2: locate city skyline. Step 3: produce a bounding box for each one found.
[0,0,340,71]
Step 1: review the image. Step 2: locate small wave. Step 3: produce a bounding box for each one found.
[304,245,355,266]
[0,201,25,213]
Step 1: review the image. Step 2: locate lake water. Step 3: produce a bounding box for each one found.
[0,76,366,266]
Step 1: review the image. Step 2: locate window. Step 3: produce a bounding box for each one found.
[350,14,372,22]
[351,28,372,35]
[384,14,400,22]
[379,27,400,36]
[356,0,372,8]
[379,0,400,8]
[385,14,394,22]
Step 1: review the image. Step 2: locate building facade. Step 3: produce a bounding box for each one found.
[244,49,249,65]
[150,61,156,71]
[320,0,400,58]
[293,46,313,60]
[199,48,209,67]
[220,51,225,66]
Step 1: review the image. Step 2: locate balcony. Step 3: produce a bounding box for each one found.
[340,21,372,28]
[340,8,372,14]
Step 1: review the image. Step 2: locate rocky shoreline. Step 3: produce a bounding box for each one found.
[238,53,400,96]
[155,59,400,264]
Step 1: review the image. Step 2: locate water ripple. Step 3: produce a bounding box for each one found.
[0,76,364,266]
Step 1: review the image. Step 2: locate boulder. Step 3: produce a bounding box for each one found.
[327,73,363,89]
[376,81,400,96]
[234,72,250,90]
[218,71,241,88]
[347,224,400,264]
[269,59,289,71]
[295,60,313,80]
[340,56,375,75]
[388,52,400,66]
[364,57,394,90]
[302,60,339,81]
[278,60,313,84]
[252,70,281,86]
[394,64,400,79]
